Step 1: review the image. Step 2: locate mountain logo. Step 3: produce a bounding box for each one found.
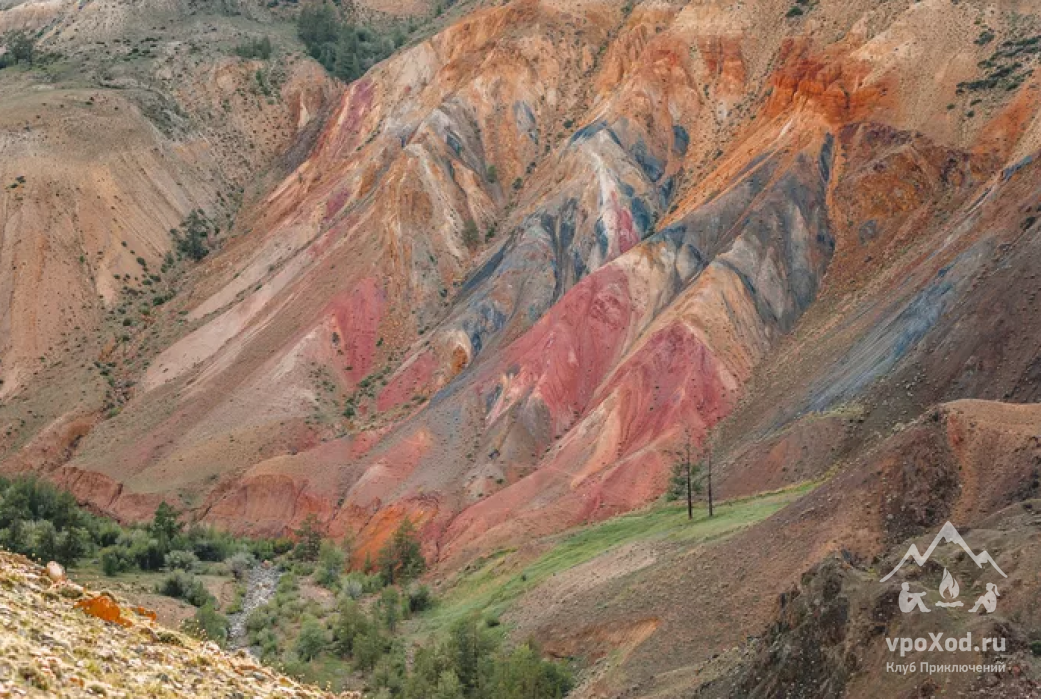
[884,522,1007,615]
[881,521,1007,583]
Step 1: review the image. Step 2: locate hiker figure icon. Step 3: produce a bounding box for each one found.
[899,582,931,613]
[969,583,1000,614]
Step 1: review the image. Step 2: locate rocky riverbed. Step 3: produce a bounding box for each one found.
[227,563,282,655]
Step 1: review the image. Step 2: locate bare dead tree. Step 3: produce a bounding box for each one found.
[668,429,702,520]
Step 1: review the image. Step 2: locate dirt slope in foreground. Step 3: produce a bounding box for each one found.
[0,551,354,698]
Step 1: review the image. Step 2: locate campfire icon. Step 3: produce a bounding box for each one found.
[935,568,964,608]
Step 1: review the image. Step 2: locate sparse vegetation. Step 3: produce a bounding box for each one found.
[958,34,1041,94]
[462,219,481,250]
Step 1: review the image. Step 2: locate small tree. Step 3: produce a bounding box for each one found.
[667,430,715,519]
[435,670,465,699]
[172,210,212,262]
[333,600,369,658]
[706,440,714,517]
[150,501,183,547]
[315,539,347,588]
[378,586,400,631]
[6,31,34,66]
[377,517,425,585]
[296,616,327,661]
[293,513,323,561]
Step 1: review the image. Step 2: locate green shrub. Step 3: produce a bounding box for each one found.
[277,572,299,595]
[185,601,229,645]
[314,540,346,588]
[100,546,133,576]
[185,524,240,561]
[130,536,165,571]
[156,570,211,607]
[435,670,464,699]
[184,578,213,607]
[157,570,195,598]
[295,616,327,661]
[226,551,254,580]
[406,583,432,613]
[164,549,199,571]
[462,219,481,250]
[246,604,276,636]
[233,36,272,59]
[340,575,365,600]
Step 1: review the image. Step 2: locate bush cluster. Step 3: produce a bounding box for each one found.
[0,31,34,68]
[331,605,572,698]
[0,476,111,566]
[233,36,273,59]
[171,209,216,262]
[297,4,407,82]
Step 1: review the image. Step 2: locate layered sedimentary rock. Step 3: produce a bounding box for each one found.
[4,0,1041,575]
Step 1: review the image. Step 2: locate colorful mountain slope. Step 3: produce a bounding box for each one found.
[5,0,1041,693]
[2,0,1039,563]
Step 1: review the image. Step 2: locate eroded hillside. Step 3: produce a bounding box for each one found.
[5,0,1041,695]
[15,0,1035,555]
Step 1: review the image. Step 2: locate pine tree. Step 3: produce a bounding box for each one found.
[293,513,323,561]
[377,517,426,584]
[150,501,183,548]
